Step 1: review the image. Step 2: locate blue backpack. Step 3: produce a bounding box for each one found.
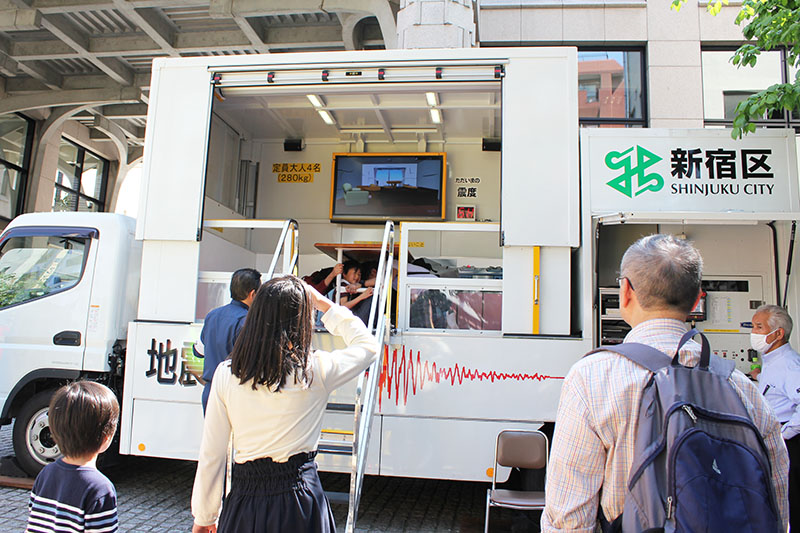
[589,329,782,533]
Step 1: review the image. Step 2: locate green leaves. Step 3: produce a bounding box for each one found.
[728,81,800,139]
[707,0,729,16]
[0,272,23,308]
[671,0,729,14]
[673,0,800,138]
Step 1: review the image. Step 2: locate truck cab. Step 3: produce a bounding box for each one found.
[0,212,140,474]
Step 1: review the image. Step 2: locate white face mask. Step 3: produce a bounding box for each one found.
[751,329,779,353]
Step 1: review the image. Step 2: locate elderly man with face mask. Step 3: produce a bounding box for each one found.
[752,304,800,531]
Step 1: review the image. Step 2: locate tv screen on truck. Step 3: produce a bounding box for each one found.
[330,153,446,222]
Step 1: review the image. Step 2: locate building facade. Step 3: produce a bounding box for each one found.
[0,0,795,227]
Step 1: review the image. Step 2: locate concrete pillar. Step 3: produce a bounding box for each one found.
[646,0,704,128]
[397,0,475,49]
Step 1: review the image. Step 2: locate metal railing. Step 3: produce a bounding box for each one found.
[346,220,395,533]
[266,219,299,278]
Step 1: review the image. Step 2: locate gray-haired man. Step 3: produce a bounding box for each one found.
[752,304,800,531]
[542,234,789,532]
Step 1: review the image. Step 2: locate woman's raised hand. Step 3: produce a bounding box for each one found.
[305,282,333,313]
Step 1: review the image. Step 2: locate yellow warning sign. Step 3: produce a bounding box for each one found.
[277,172,314,183]
[273,163,321,183]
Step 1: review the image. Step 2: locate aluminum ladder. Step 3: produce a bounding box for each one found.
[317,221,395,533]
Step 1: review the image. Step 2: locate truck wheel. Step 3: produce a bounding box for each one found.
[12,390,61,477]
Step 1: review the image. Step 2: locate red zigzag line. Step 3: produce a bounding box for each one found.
[378,345,565,408]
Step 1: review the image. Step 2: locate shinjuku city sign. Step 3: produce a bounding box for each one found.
[585,129,798,214]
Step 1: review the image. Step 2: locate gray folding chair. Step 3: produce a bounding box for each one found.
[484,429,548,532]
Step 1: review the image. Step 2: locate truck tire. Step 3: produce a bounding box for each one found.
[12,390,61,477]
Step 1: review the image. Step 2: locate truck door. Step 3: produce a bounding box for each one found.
[0,226,97,464]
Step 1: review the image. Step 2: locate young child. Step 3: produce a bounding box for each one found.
[339,260,373,311]
[27,381,120,533]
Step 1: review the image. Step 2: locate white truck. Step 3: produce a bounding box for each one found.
[2,47,799,502]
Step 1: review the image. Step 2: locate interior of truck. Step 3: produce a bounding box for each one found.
[195,74,504,334]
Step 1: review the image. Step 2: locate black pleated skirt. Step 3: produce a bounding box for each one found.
[217,451,336,533]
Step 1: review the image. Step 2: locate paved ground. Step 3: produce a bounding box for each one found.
[0,425,539,532]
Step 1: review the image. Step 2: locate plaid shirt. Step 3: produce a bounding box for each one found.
[542,318,789,532]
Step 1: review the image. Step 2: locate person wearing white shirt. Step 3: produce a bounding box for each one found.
[752,304,800,532]
[191,276,378,533]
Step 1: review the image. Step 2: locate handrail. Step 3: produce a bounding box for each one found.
[345,221,394,533]
[266,219,299,278]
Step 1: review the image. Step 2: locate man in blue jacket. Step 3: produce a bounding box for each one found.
[195,268,261,412]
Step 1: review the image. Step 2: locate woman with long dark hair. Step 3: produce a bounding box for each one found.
[190,275,378,533]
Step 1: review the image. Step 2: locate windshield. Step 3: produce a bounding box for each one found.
[0,234,89,308]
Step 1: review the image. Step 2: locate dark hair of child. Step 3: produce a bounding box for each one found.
[230,275,314,392]
[361,261,379,280]
[49,381,120,458]
[342,260,360,277]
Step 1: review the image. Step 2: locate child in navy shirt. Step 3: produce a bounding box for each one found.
[26,381,120,533]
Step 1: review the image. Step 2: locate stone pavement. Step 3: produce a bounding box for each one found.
[0,425,538,532]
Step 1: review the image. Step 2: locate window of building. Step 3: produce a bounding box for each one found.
[52,138,109,212]
[702,48,799,129]
[578,49,647,128]
[0,113,35,222]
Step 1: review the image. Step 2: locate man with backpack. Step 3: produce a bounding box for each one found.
[542,234,789,532]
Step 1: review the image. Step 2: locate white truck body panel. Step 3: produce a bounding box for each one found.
[119,53,800,481]
[501,55,579,247]
[118,48,586,481]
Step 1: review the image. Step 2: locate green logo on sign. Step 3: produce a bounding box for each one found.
[605,145,664,198]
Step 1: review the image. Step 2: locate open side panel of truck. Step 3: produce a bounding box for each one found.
[123,50,591,495]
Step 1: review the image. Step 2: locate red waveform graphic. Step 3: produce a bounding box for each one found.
[378,345,565,408]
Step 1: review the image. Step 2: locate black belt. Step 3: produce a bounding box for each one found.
[231,451,318,495]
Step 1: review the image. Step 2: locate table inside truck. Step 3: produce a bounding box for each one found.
[314,242,412,264]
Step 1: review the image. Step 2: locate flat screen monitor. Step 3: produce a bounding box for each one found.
[330,152,446,222]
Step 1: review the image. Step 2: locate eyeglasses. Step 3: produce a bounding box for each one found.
[616,276,634,291]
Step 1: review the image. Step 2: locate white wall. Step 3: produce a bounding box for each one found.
[250,139,500,224]
[247,139,501,271]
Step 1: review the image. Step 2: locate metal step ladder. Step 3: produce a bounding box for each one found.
[265,218,299,278]
[317,221,395,533]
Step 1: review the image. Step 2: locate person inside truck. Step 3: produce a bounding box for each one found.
[360,261,378,288]
[303,262,344,295]
[194,267,261,413]
[190,276,378,533]
[339,260,373,311]
[351,261,380,326]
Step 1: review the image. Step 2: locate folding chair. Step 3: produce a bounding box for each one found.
[484,429,548,532]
